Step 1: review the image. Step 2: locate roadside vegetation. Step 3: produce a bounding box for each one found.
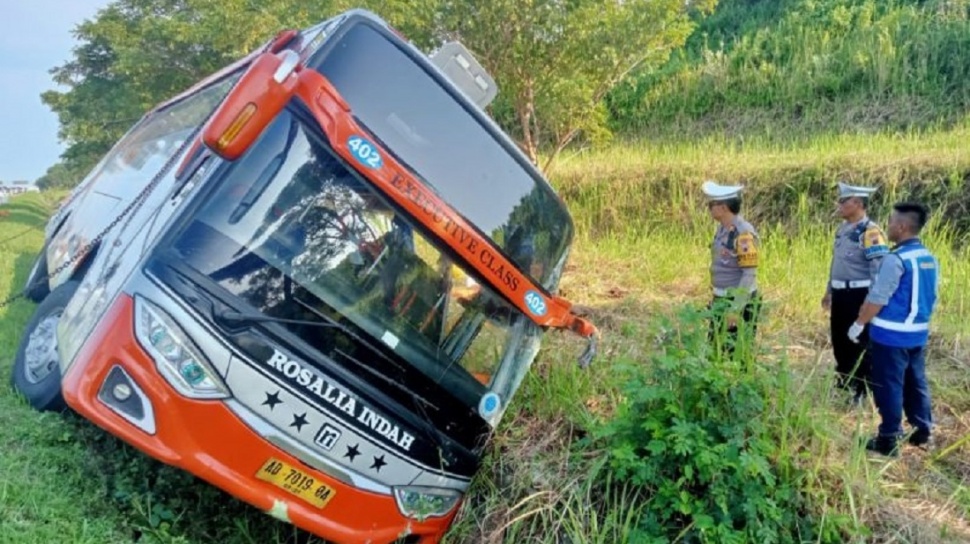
[444,135,970,543]
[608,0,970,142]
[3,0,970,542]
[4,129,970,542]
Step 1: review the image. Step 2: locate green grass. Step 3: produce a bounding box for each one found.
[450,130,970,541]
[608,0,970,141]
[443,220,970,541]
[3,130,970,544]
[10,1,970,540]
[552,126,970,237]
[0,194,129,543]
[0,193,327,544]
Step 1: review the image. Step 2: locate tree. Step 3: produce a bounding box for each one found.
[35,162,86,190]
[42,0,342,179]
[43,0,715,181]
[420,0,718,172]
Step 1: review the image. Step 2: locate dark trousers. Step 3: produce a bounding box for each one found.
[869,341,933,437]
[830,287,871,394]
[709,293,761,361]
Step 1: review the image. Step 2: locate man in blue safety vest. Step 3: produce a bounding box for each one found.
[848,202,939,456]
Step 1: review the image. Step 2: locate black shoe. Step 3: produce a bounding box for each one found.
[865,435,900,457]
[908,429,933,449]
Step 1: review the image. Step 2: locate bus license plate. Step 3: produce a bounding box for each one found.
[255,458,336,509]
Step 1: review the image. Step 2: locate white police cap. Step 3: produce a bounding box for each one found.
[838,182,877,199]
[701,180,744,201]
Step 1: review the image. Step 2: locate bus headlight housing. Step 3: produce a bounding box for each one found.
[134,295,229,399]
[392,486,462,520]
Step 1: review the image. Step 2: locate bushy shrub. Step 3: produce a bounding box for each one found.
[595,305,848,543]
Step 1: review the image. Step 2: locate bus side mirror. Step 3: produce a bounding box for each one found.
[202,50,301,160]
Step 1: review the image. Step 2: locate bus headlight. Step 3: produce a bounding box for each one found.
[134,295,229,399]
[392,486,462,520]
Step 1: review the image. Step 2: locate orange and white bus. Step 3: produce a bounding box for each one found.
[13,9,596,543]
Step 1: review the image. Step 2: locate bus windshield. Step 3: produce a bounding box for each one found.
[309,21,573,290]
[168,108,541,413]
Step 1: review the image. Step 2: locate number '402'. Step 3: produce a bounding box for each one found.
[348,136,382,168]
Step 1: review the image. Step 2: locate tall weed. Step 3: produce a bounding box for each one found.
[608,0,970,138]
[594,306,856,543]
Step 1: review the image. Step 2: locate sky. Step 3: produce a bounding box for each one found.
[0,1,112,183]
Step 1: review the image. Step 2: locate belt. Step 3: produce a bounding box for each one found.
[831,279,871,289]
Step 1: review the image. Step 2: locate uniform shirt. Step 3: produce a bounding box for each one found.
[711,215,759,297]
[827,216,888,293]
[866,255,904,305]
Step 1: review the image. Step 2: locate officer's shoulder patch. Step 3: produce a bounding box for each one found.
[735,231,759,268]
[862,224,888,259]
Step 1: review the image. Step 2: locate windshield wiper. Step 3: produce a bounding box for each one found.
[218,308,449,451]
[285,298,452,449]
[216,309,342,329]
[217,308,431,403]
[333,348,450,456]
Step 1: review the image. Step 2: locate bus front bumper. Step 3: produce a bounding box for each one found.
[61,293,456,544]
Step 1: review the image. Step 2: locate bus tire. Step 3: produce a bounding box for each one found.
[11,280,80,412]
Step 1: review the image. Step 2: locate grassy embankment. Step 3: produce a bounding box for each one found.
[609,0,970,143]
[445,130,970,543]
[4,0,970,541]
[1,129,969,543]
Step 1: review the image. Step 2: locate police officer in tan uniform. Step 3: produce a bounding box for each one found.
[822,182,889,404]
[703,181,761,359]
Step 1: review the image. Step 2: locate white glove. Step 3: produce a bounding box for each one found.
[848,321,865,344]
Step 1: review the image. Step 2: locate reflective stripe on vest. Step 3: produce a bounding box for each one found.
[870,243,937,347]
[898,248,930,327]
[870,317,929,332]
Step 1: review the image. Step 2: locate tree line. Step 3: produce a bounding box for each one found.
[37,0,716,189]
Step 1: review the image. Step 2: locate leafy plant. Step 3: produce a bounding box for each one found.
[595,305,851,543]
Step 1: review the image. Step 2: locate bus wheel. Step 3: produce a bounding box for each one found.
[11,280,80,412]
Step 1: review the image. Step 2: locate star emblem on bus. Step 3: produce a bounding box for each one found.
[343,443,361,462]
[262,390,282,411]
[290,412,309,432]
[370,454,387,473]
